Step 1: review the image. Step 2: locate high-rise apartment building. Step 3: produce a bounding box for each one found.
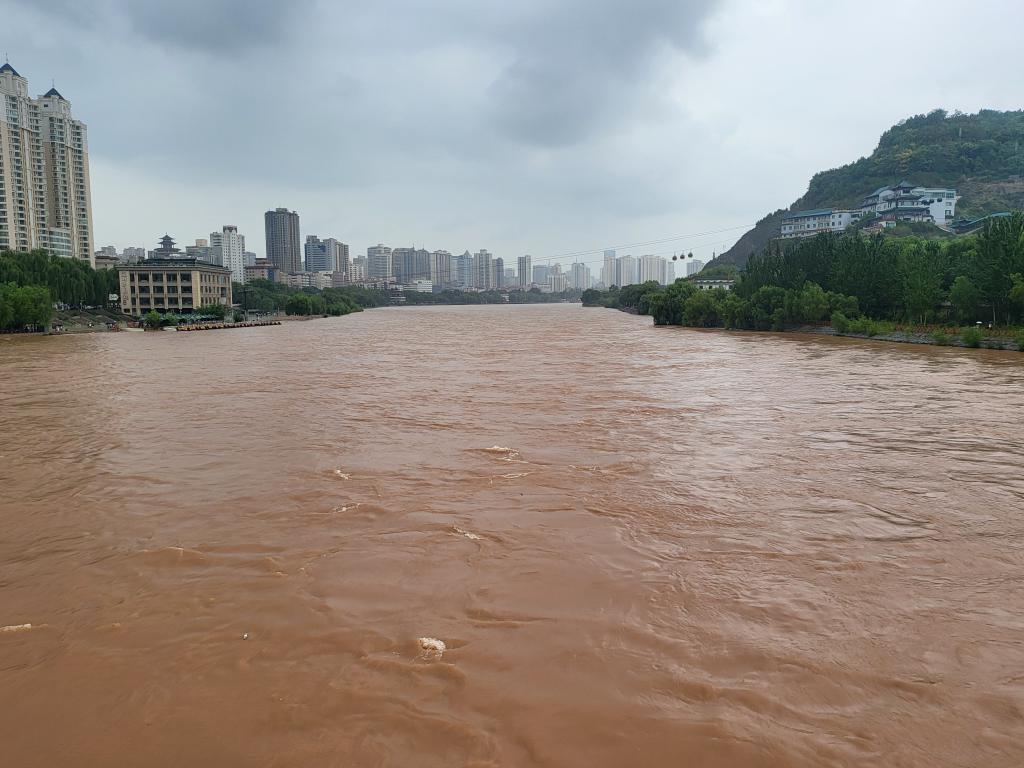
[264,208,301,273]
[472,249,493,290]
[0,63,94,264]
[602,251,618,288]
[391,247,431,284]
[532,264,551,286]
[430,250,452,288]
[367,244,393,280]
[517,255,532,288]
[211,225,245,284]
[686,258,705,277]
[454,251,472,289]
[493,257,504,289]
[617,255,638,287]
[304,235,348,274]
[570,262,591,290]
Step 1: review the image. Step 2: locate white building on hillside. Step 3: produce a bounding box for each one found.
[780,208,862,239]
[860,181,959,227]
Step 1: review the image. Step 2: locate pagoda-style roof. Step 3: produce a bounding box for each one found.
[0,62,20,76]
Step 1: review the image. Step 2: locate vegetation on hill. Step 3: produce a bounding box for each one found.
[718,109,1024,266]
[583,214,1024,340]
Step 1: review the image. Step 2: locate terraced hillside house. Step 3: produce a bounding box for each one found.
[860,182,960,227]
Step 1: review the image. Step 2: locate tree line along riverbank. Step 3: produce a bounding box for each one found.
[582,213,1024,352]
[1,249,586,334]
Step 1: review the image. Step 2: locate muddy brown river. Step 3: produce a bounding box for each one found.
[2,304,1023,767]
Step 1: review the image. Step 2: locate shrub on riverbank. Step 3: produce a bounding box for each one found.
[1016,333,1024,351]
[962,326,983,347]
[932,331,951,346]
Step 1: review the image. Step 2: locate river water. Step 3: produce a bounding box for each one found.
[1,304,1023,767]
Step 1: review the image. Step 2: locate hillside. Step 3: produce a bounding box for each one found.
[714,109,1024,267]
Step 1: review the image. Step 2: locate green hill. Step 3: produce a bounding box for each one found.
[715,109,1024,267]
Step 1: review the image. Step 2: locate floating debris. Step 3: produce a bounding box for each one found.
[453,526,482,541]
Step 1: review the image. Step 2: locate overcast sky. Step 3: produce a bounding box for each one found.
[3,0,1022,268]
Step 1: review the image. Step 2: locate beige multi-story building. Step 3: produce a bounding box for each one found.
[0,62,94,265]
[117,237,232,316]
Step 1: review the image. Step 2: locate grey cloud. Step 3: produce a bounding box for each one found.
[8,0,313,53]
[485,0,719,146]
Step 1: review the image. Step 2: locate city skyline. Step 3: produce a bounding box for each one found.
[5,2,1021,267]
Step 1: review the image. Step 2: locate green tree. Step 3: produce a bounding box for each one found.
[197,303,228,319]
[900,244,944,323]
[796,282,830,324]
[682,290,723,327]
[143,310,163,329]
[949,275,981,323]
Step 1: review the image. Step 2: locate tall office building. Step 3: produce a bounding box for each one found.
[243,251,257,267]
[304,235,348,274]
[367,244,392,280]
[264,208,301,273]
[211,225,245,284]
[517,255,532,288]
[0,63,94,264]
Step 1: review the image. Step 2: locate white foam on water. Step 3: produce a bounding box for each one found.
[453,526,482,541]
[418,636,446,659]
[332,470,351,480]
[1,623,37,633]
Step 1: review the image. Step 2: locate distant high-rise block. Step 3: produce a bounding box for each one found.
[518,255,532,288]
[472,249,493,290]
[211,225,246,284]
[305,235,349,274]
[367,244,393,280]
[431,250,452,288]
[264,208,301,273]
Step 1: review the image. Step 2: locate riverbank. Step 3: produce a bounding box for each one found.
[611,307,1024,351]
